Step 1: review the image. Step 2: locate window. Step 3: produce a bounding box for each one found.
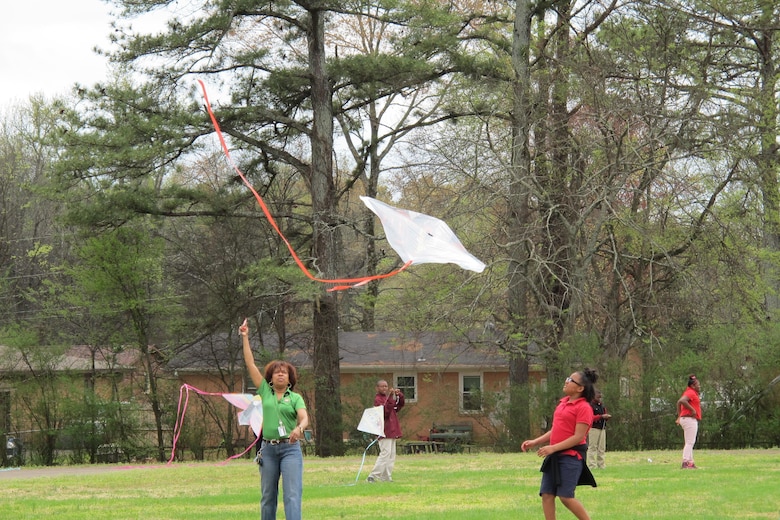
[620,377,630,397]
[461,374,482,412]
[394,374,417,402]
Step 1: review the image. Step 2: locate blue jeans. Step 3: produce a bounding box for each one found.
[259,440,303,520]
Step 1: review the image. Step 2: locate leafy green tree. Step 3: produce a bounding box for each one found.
[51,0,507,455]
[587,0,780,444]
[662,0,780,318]
[0,97,65,330]
[0,325,69,465]
[66,225,175,461]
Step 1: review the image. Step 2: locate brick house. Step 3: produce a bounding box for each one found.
[170,330,545,446]
[2,331,545,458]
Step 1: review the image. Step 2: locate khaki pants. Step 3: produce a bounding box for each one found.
[369,437,397,482]
[587,427,606,469]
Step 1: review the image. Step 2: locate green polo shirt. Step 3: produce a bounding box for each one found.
[257,379,306,440]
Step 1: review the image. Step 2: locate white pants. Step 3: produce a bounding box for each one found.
[369,438,397,481]
[587,427,606,469]
[679,416,698,462]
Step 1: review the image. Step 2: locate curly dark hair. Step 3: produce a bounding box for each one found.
[263,360,299,390]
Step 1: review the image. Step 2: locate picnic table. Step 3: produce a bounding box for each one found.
[429,423,473,442]
[402,440,447,454]
[428,423,474,453]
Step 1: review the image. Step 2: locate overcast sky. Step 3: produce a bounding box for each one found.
[0,0,118,104]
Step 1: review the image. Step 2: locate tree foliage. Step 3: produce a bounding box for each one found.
[1,0,779,461]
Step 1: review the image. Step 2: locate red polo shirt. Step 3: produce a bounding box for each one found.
[679,387,701,420]
[550,396,593,458]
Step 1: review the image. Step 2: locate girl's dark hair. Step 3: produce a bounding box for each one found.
[687,374,698,388]
[578,368,599,402]
[263,360,298,390]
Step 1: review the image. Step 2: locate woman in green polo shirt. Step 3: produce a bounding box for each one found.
[241,320,308,520]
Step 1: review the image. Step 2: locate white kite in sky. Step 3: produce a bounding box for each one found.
[199,80,486,291]
[360,196,486,273]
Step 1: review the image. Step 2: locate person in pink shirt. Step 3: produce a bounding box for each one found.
[522,368,599,520]
[676,374,702,469]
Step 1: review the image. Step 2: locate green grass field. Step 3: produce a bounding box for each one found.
[1,449,778,519]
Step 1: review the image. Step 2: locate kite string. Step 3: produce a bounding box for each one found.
[352,436,380,485]
[168,383,258,465]
[167,384,191,464]
[197,80,411,291]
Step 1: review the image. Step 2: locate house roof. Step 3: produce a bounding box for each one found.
[0,344,138,374]
[168,330,514,374]
[1,330,523,377]
[336,331,511,372]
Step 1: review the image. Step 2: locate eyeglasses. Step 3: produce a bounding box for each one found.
[565,376,583,386]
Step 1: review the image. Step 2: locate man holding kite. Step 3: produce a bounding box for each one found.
[367,379,405,483]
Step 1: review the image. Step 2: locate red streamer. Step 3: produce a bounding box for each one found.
[198,80,411,291]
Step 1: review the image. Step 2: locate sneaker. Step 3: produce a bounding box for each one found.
[366,476,376,483]
[681,461,698,469]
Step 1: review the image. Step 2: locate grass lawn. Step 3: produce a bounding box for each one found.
[1,449,778,519]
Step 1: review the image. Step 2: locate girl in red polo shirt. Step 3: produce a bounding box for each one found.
[676,374,702,469]
[522,368,599,520]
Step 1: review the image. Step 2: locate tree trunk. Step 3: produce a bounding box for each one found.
[308,7,344,457]
[360,101,382,331]
[506,0,534,444]
[140,344,166,462]
[756,18,780,319]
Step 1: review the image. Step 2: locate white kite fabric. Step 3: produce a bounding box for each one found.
[357,405,385,437]
[168,384,263,465]
[360,196,486,273]
[199,80,485,290]
[352,405,385,485]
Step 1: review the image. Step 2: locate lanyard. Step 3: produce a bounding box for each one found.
[275,390,288,436]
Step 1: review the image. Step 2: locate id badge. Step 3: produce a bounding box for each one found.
[278,424,287,437]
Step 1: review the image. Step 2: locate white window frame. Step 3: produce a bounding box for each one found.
[460,373,483,413]
[394,373,417,403]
